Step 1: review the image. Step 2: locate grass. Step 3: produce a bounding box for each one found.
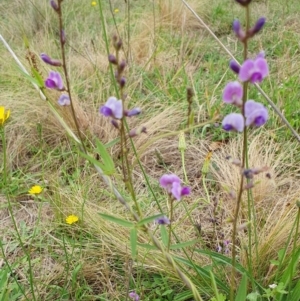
[1,0,300,300]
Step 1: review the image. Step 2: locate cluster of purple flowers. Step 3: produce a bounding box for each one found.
[221,20,269,132]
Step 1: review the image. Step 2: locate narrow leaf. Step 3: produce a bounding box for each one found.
[160,225,169,246]
[130,228,137,259]
[95,139,115,174]
[99,213,134,228]
[137,243,157,250]
[170,239,199,250]
[79,151,108,174]
[136,214,164,227]
[235,273,247,301]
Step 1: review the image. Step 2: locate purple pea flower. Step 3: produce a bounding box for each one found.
[58,94,70,106]
[222,113,244,132]
[239,54,269,83]
[223,81,243,106]
[99,97,123,119]
[129,291,140,301]
[45,71,64,90]
[125,108,141,117]
[156,216,170,225]
[40,53,62,67]
[160,174,190,201]
[159,174,181,193]
[245,100,268,127]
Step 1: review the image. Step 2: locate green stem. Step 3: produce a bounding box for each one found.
[167,198,174,252]
[181,150,188,183]
[1,128,7,188]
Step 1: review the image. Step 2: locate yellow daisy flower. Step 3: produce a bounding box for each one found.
[28,185,43,195]
[0,106,10,127]
[91,1,96,6]
[66,215,79,225]
[114,8,119,14]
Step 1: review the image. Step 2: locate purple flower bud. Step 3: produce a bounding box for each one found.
[222,113,244,132]
[129,291,140,301]
[58,94,70,106]
[223,81,243,106]
[248,17,266,37]
[233,20,246,41]
[129,126,147,137]
[40,53,62,67]
[239,56,269,83]
[235,0,252,6]
[50,0,59,12]
[99,96,123,119]
[229,60,240,74]
[156,216,170,225]
[245,100,268,127]
[119,77,126,88]
[61,30,66,45]
[108,54,117,65]
[45,71,64,90]
[111,119,119,129]
[125,108,141,117]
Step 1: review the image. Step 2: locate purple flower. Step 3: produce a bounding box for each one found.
[45,71,64,90]
[159,174,181,193]
[171,182,190,201]
[50,0,59,12]
[58,94,70,106]
[160,174,190,201]
[156,216,170,225]
[222,113,244,132]
[235,0,252,6]
[239,55,269,83]
[233,20,246,40]
[245,100,268,127]
[40,53,62,67]
[129,291,140,301]
[223,81,243,106]
[99,97,123,119]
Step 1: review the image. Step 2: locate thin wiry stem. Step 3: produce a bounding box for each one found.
[57,0,87,154]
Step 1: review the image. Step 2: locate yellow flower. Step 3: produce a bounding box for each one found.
[66,215,79,225]
[0,106,10,126]
[91,1,96,6]
[114,8,119,14]
[28,185,43,195]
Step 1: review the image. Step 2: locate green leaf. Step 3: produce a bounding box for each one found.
[170,239,199,250]
[104,137,120,148]
[17,67,40,87]
[130,228,137,259]
[99,213,134,228]
[235,274,247,301]
[246,292,261,301]
[79,151,110,175]
[136,214,164,227]
[95,139,115,175]
[137,243,157,250]
[31,67,45,88]
[160,225,169,247]
[288,279,300,301]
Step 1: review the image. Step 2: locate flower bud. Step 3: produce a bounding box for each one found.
[229,60,240,74]
[119,77,126,88]
[40,53,62,67]
[61,30,66,45]
[111,119,120,129]
[50,0,59,12]
[129,126,147,137]
[235,0,253,6]
[233,20,246,41]
[118,60,126,73]
[125,108,141,117]
[248,17,266,37]
[108,54,118,65]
